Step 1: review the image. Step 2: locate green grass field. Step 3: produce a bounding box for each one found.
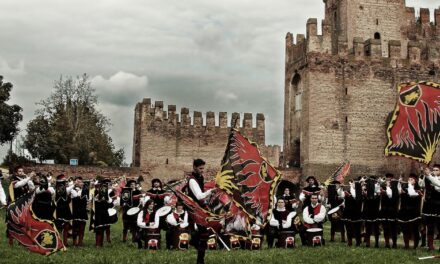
[0,212,438,264]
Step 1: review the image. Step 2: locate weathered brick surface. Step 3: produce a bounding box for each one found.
[284,1,440,182]
[133,99,281,170]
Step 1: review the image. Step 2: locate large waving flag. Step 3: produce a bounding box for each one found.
[385,81,440,163]
[216,129,281,226]
[6,192,65,255]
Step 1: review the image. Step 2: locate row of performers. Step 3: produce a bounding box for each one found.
[287,168,440,251]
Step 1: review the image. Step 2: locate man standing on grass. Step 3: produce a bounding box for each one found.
[421,165,440,251]
[187,159,215,264]
[302,193,326,246]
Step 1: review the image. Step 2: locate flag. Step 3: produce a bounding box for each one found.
[6,192,65,255]
[215,129,281,226]
[385,81,440,163]
[324,161,351,186]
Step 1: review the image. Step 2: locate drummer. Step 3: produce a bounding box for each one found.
[326,180,345,243]
[147,178,166,208]
[166,202,189,249]
[122,179,142,243]
[302,193,326,246]
[137,199,160,249]
[268,198,298,248]
[299,176,322,209]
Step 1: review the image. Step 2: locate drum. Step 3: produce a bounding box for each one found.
[108,208,118,224]
[327,206,341,221]
[127,207,140,216]
[306,228,323,246]
[229,235,241,250]
[278,231,295,248]
[146,228,161,250]
[178,231,190,250]
[207,235,217,250]
[250,235,262,250]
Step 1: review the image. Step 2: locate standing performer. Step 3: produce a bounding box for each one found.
[379,173,399,248]
[122,179,141,243]
[326,181,345,243]
[299,176,321,209]
[71,176,89,247]
[341,180,362,247]
[32,174,55,220]
[362,177,381,248]
[187,159,215,264]
[92,179,113,247]
[421,165,440,251]
[398,173,422,249]
[147,178,166,208]
[302,193,326,246]
[54,174,73,247]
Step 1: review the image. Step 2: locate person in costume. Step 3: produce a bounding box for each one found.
[32,174,55,220]
[326,180,345,243]
[379,173,399,248]
[122,179,142,243]
[8,166,35,203]
[71,176,89,247]
[421,165,440,251]
[137,199,160,249]
[282,187,298,211]
[187,159,215,264]
[299,176,321,209]
[398,173,422,249]
[302,193,326,246]
[54,174,73,247]
[166,202,189,249]
[341,179,362,247]
[361,176,381,248]
[147,178,166,209]
[92,179,113,247]
[268,197,298,248]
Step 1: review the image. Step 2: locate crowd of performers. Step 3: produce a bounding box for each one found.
[1,162,440,255]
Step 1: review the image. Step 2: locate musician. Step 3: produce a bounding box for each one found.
[187,159,214,264]
[137,199,160,249]
[299,176,321,209]
[398,173,422,249]
[166,202,189,249]
[147,178,166,210]
[341,180,362,247]
[92,179,113,247]
[71,176,89,247]
[32,174,55,220]
[122,179,141,243]
[421,165,440,251]
[55,174,73,247]
[302,193,326,246]
[362,177,381,248]
[268,198,298,248]
[379,173,399,248]
[8,166,35,203]
[326,181,345,243]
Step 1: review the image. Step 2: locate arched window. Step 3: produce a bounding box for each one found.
[374,32,381,40]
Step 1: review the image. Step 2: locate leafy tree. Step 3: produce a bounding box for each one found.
[24,74,125,166]
[0,76,23,145]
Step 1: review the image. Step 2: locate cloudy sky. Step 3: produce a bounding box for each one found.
[0,0,438,164]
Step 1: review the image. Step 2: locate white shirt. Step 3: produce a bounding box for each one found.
[302,203,326,224]
[188,178,213,200]
[137,210,160,229]
[166,210,189,228]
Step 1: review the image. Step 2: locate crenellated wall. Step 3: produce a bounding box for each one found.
[133,99,279,170]
[284,1,440,182]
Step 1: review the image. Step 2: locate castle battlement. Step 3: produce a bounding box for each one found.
[132,99,279,169]
[286,5,440,71]
[135,98,265,130]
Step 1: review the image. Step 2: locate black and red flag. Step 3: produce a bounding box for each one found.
[215,129,281,226]
[6,192,65,255]
[385,81,440,163]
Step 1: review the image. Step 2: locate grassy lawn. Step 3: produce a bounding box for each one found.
[0,212,438,264]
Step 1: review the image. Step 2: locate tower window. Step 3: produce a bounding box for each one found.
[376,19,379,25]
[374,32,381,40]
